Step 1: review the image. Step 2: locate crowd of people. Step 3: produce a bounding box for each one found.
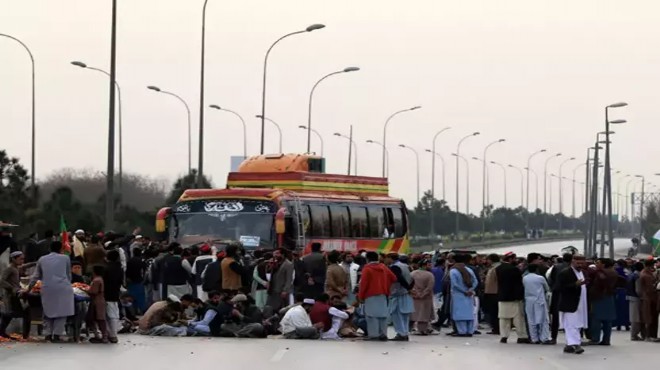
[1,228,660,355]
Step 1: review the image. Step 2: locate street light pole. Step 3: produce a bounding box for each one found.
[454,132,480,238]
[71,61,124,195]
[430,127,451,237]
[543,153,562,230]
[604,102,628,257]
[256,115,283,153]
[481,139,505,237]
[198,0,210,188]
[635,175,645,241]
[0,33,35,194]
[399,145,420,205]
[558,157,576,234]
[526,149,547,227]
[491,161,507,208]
[525,167,539,229]
[208,105,248,159]
[260,24,325,155]
[572,162,586,218]
[147,86,192,173]
[334,131,357,176]
[307,67,360,153]
[298,126,324,157]
[508,164,524,209]
[382,106,421,177]
[369,140,390,177]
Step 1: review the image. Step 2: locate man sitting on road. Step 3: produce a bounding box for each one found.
[280,298,322,339]
[138,294,195,337]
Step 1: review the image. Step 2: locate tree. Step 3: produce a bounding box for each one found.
[165,169,213,205]
[0,150,33,232]
[643,201,660,243]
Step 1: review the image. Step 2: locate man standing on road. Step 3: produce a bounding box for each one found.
[588,258,622,345]
[483,253,500,335]
[522,263,552,344]
[557,255,588,354]
[411,259,435,335]
[548,253,572,344]
[267,248,293,311]
[302,243,326,299]
[28,241,74,342]
[0,251,30,339]
[626,262,644,341]
[358,251,396,341]
[639,259,658,341]
[386,253,415,341]
[496,252,530,344]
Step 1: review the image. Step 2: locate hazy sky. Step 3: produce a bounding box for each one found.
[2,0,659,214]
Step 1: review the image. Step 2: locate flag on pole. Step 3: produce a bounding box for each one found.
[652,229,660,257]
[60,215,71,255]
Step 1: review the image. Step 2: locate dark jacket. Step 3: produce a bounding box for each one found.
[202,259,222,293]
[162,255,190,286]
[557,267,582,313]
[104,261,124,302]
[496,263,524,302]
[589,268,622,301]
[126,257,145,284]
[549,262,569,291]
[302,252,327,285]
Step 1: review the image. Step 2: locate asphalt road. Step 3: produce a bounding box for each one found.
[2,330,657,369]
[481,238,638,258]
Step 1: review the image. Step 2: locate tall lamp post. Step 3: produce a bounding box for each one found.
[255,115,283,153]
[454,132,480,237]
[508,164,524,209]
[198,0,211,187]
[453,153,471,214]
[526,149,547,227]
[334,129,357,175]
[307,67,360,153]
[299,125,324,156]
[207,105,247,159]
[148,86,192,173]
[260,24,325,155]
[1,33,36,193]
[603,101,628,256]
[399,144,420,205]
[430,127,451,237]
[572,162,586,218]
[368,140,389,177]
[71,60,123,197]
[382,106,421,177]
[480,139,505,236]
[543,153,562,230]
[635,175,645,241]
[558,157,576,234]
[525,167,539,229]
[491,161,508,208]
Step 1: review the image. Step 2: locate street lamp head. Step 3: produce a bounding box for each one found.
[471,157,479,161]
[255,114,264,118]
[569,157,576,160]
[490,161,497,165]
[609,119,626,124]
[333,133,341,137]
[147,85,161,92]
[298,125,307,130]
[425,149,432,153]
[306,24,326,32]
[508,164,515,168]
[540,149,547,153]
[608,102,628,108]
[451,153,459,157]
[343,67,360,73]
[555,153,562,157]
[498,138,506,142]
[398,144,407,148]
[472,132,480,136]
[366,140,374,144]
[209,104,221,110]
[409,106,422,111]
[70,61,87,68]
[635,175,644,178]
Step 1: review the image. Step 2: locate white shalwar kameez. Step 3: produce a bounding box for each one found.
[559,268,588,346]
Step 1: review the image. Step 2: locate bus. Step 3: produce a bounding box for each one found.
[156,154,410,254]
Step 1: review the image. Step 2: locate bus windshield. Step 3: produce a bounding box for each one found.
[169,199,276,248]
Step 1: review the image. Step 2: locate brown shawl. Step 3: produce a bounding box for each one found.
[454,263,473,288]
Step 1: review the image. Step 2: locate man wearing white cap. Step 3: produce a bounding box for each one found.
[72,230,86,261]
[280,298,321,339]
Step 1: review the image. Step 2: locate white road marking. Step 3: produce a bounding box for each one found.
[270,349,288,362]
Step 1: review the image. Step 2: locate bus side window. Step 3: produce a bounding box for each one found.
[329,205,350,238]
[309,204,331,238]
[367,207,386,238]
[349,206,368,238]
[390,207,405,237]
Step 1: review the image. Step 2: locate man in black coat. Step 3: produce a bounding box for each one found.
[496,253,530,344]
[302,243,326,299]
[547,253,573,343]
[557,255,588,354]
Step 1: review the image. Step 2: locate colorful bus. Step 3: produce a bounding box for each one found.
[156,154,410,254]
